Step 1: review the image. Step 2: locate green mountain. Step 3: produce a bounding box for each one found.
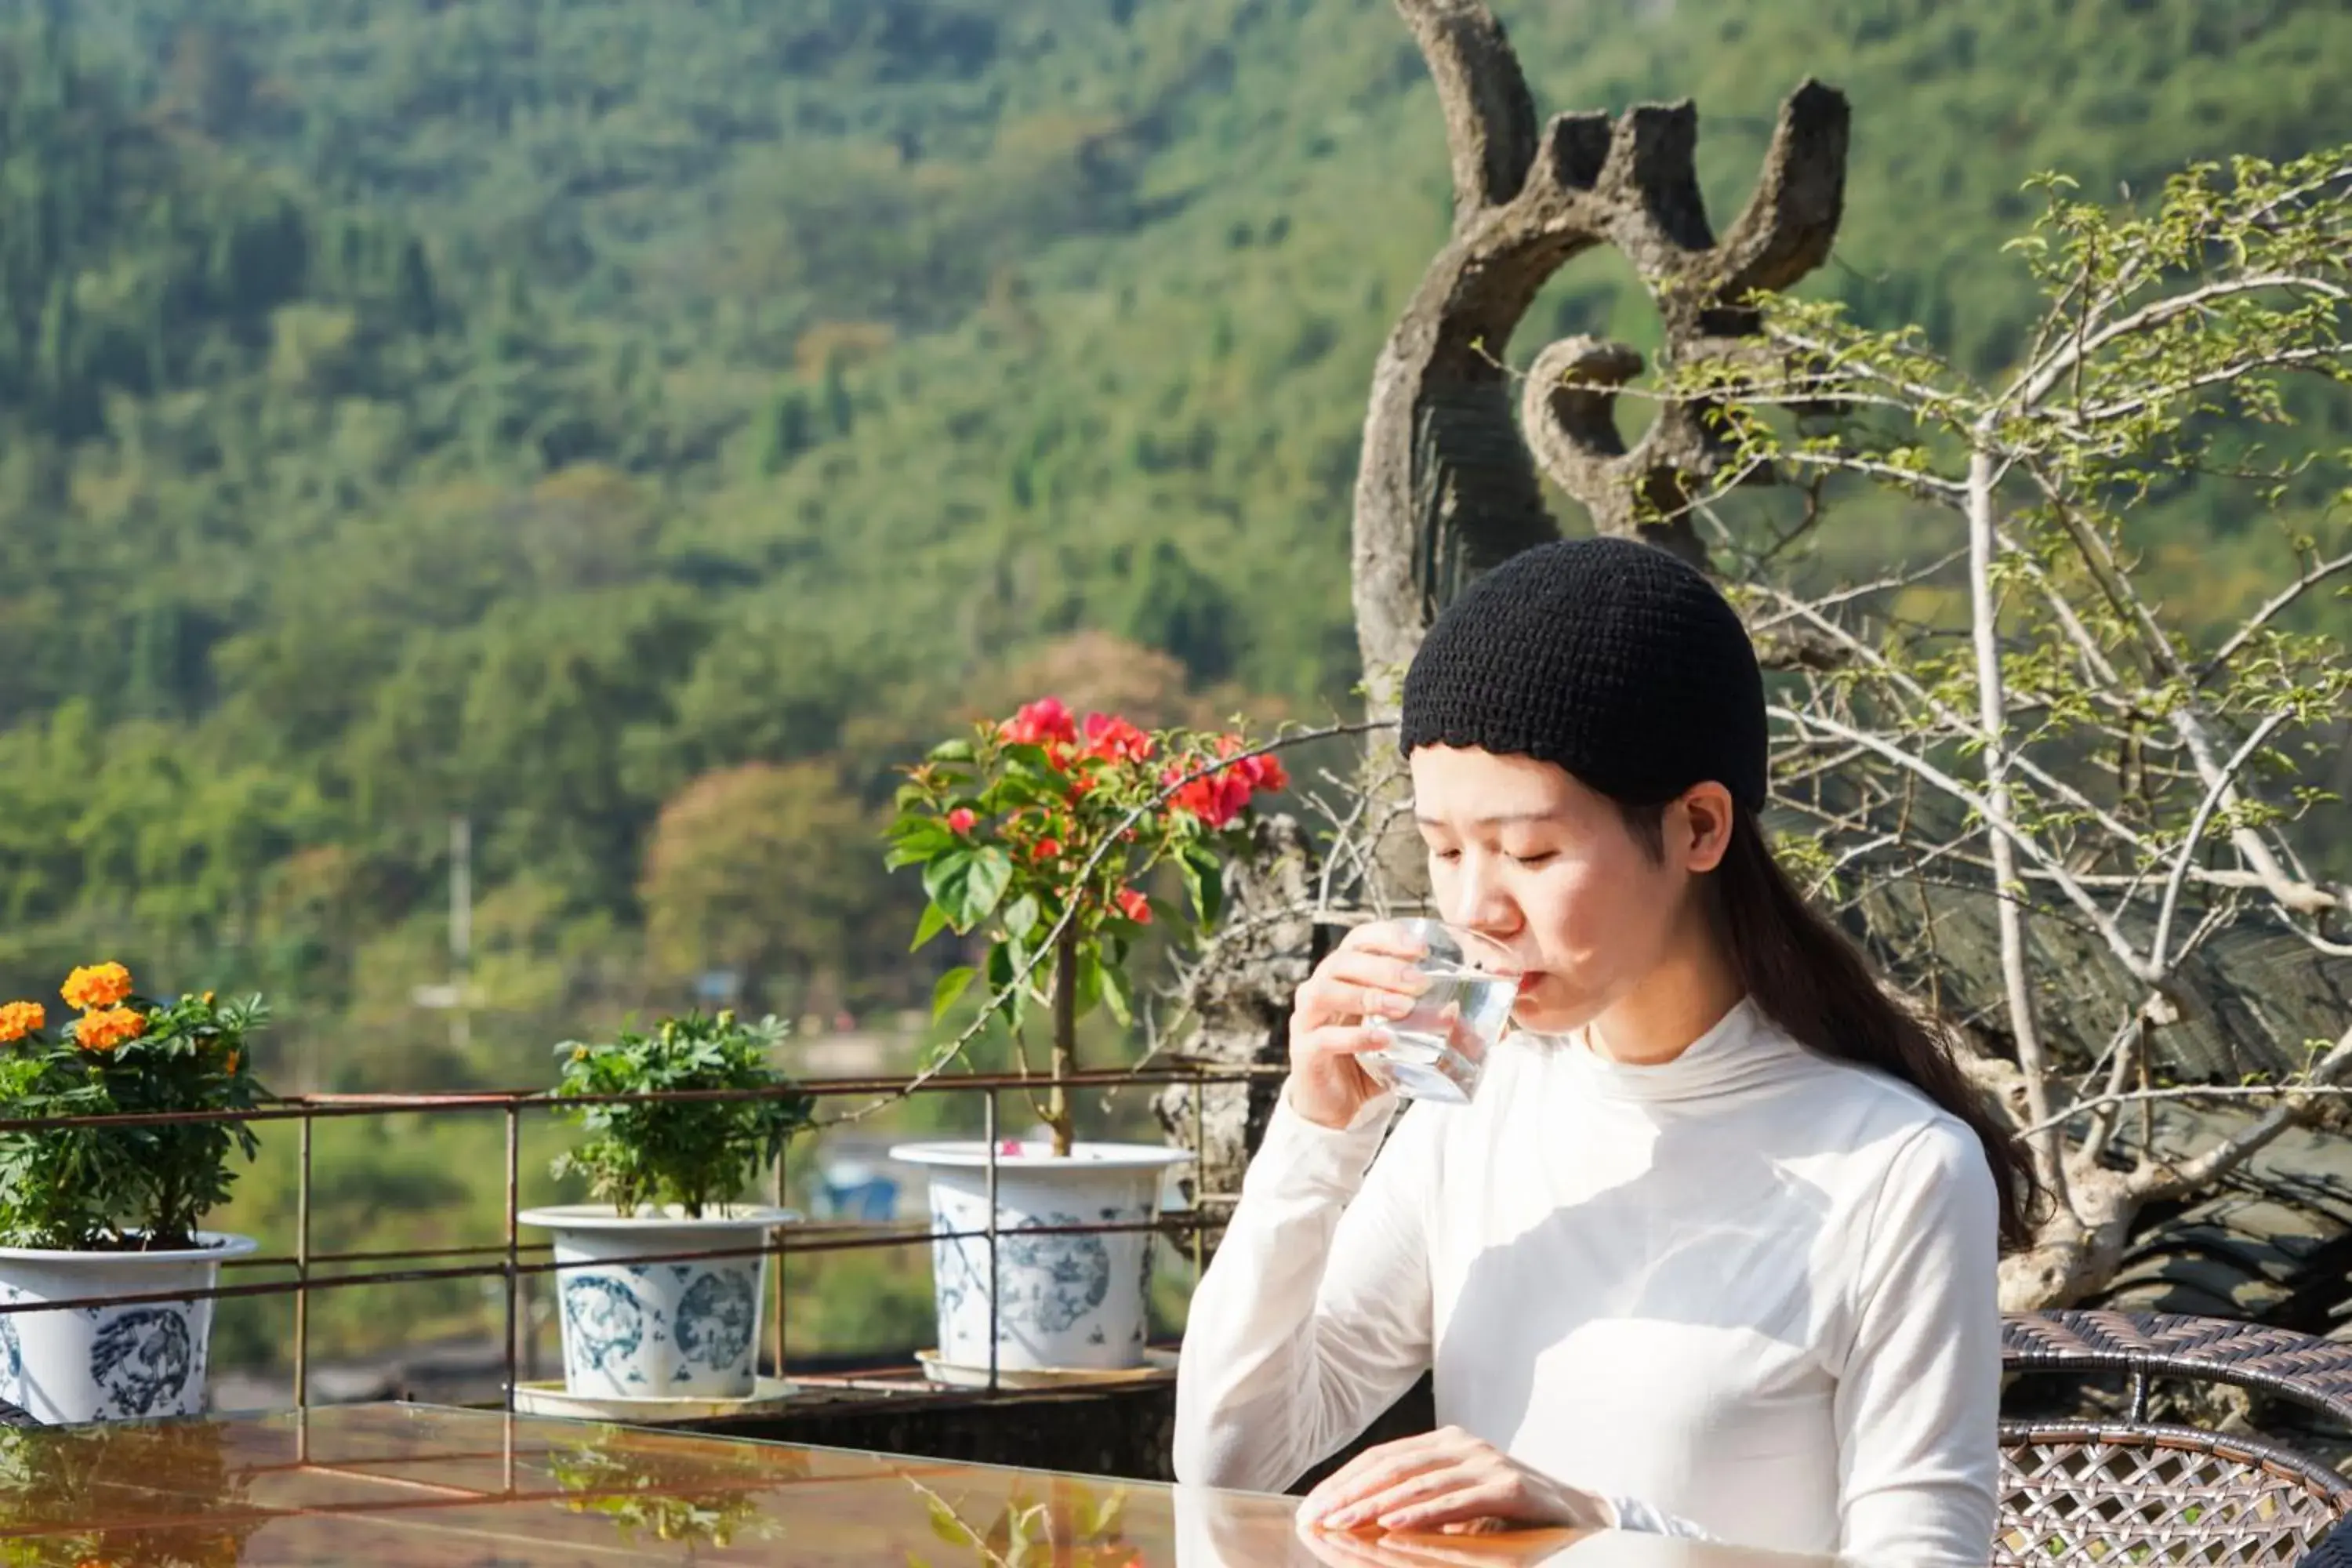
[0,0,2346,1086]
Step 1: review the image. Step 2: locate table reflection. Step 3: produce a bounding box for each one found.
[0,1404,1836,1566]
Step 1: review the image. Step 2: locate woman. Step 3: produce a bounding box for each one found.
[1173,538,2034,1566]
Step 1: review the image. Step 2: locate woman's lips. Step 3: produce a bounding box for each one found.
[1514,971,1544,996]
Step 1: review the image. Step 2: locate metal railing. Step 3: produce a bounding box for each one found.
[0,1062,1283,1413]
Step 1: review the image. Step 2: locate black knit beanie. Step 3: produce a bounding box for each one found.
[1399,537,1768,811]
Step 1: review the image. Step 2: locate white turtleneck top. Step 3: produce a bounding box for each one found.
[1171,1000,2001,1566]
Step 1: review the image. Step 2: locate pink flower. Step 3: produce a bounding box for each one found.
[1169,764,1252,829]
[946,808,978,835]
[999,698,1078,747]
[1082,713,1155,764]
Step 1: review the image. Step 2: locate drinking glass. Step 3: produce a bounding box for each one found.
[1359,918,1523,1105]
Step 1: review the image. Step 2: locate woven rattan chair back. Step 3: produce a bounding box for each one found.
[1998,1309,2352,1565]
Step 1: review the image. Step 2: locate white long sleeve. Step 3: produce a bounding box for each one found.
[1171,1001,2001,1563]
[1172,1089,1435,1491]
[1834,1122,2002,1564]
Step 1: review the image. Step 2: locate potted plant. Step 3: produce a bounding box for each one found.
[521,1011,810,1404]
[884,699,1283,1378]
[0,963,268,1424]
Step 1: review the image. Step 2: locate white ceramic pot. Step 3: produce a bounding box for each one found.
[517,1205,791,1401]
[0,1232,256,1423]
[888,1142,1192,1375]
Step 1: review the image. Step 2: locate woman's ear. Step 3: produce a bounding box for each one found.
[1676,783,1736,874]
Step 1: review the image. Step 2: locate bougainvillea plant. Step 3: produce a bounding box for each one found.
[0,963,268,1251]
[887,699,1286,1156]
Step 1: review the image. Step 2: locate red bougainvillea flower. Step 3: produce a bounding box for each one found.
[1167,766,1251,829]
[1240,751,1288,792]
[1031,837,1063,862]
[1116,887,1152,924]
[946,808,978,834]
[999,697,1078,747]
[1082,712,1155,764]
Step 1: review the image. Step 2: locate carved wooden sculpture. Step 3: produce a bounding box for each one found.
[1166,5,1853,1214]
[1354,0,1851,706]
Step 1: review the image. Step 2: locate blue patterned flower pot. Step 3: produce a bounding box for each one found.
[887,1142,1192,1377]
[0,1232,256,1423]
[517,1206,790,1401]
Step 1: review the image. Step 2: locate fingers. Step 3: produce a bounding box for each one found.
[1338,920,1432,961]
[1297,953,1428,1029]
[1299,1430,1460,1524]
[1316,1463,1487,1531]
[1359,1476,1517,1534]
[1294,1025,1394,1060]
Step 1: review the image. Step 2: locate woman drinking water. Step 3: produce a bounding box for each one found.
[1173,537,2034,1566]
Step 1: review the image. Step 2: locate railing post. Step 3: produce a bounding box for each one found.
[1191,1064,1208,1280]
[503,1100,521,1421]
[770,1144,788,1385]
[295,1109,313,1413]
[984,1088,1000,1394]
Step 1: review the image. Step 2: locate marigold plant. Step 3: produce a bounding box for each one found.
[0,964,268,1251]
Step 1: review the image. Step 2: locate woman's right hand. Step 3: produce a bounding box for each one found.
[1285,923,1431,1130]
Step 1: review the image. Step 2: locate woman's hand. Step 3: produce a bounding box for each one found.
[1296,1427,1609,1537]
[1286,923,1432,1130]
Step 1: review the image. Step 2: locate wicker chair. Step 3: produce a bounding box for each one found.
[1998,1309,2352,1565]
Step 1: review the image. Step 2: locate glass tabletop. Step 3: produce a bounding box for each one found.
[0,1403,1830,1566]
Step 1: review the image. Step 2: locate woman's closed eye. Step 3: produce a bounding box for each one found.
[1507,850,1557,866]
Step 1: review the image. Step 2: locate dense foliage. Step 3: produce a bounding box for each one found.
[548,1010,809,1218]
[0,0,2342,1098]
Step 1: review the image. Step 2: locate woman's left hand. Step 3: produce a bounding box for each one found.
[1296,1427,1609,1536]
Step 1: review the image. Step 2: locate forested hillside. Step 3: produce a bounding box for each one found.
[2,0,2347,1091]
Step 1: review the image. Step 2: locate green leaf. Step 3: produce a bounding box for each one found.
[909,901,952,952]
[922,848,1011,932]
[926,1497,975,1546]
[961,847,1015,927]
[931,966,976,1022]
[1099,960,1134,1027]
[927,738,976,764]
[1178,842,1223,927]
[890,817,953,849]
[1000,893,1040,941]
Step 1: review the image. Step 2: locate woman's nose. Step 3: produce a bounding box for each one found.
[1445,856,1519,935]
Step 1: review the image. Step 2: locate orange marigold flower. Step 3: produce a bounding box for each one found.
[62,961,133,1012]
[223,1051,239,1076]
[76,1006,147,1052]
[0,1001,44,1044]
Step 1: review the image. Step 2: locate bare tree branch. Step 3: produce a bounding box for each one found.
[2198,549,2352,684]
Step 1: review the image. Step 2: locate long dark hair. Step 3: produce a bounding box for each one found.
[1623,800,2042,1253]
